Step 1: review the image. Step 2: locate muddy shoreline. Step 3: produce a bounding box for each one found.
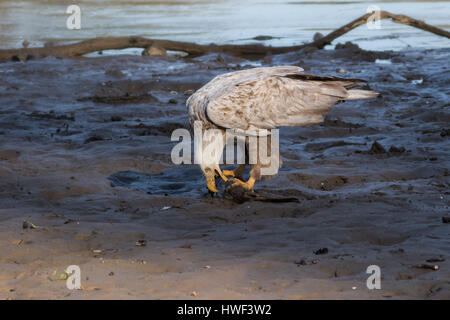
[0,44,449,299]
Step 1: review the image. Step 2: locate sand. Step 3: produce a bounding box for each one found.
[0,45,449,299]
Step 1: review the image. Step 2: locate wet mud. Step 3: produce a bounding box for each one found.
[0,44,449,299]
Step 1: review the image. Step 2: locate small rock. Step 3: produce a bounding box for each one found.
[215,54,225,64]
[335,41,360,51]
[368,141,386,154]
[440,128,449,137]
[142,44,166,56]
[389,146,405,153]
[294,259,307,266]
[22,220,37,229]
[313,32,324,42]
[110,116,123,122]
[136,239,147,247]
[314,248,328,255]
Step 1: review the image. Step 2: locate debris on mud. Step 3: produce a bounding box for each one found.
[314,248,329,255]
[365,141,407,157]
[368,141,387,154]
[388,146,406,154]
[84,135,105,144]
[27,111,75,121]
[22,220,38,229]
[135,240,147,247]
[426,257,445,263]
[411,264,439,271]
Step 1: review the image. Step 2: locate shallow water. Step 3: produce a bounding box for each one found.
[108,167,205,196]
[0,0,449,51]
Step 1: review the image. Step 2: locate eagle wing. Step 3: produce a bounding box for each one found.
[202,66,376,131]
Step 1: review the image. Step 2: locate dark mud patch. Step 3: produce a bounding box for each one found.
[333,41,394,62]
[305,140,366,152]
[224,178,300,204]
[322,117,363,129]
[356,140,407,157]
[78,92,157,105]
[0,150,20,161]
[108,167,204,197]
[84,135,106,144]
[287,172,352,191]
[27,111,75,121]
[125,122,188,136]
[77,80,159,105]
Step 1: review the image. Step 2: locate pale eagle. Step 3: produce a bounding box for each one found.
[187,66,378,194]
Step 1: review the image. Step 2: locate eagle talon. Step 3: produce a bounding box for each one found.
[228,177,256,192]
[206,180,219,194]
[223,165,245,180]
[222,170,234,177]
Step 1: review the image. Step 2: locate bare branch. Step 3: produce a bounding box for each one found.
[0,11,448,62]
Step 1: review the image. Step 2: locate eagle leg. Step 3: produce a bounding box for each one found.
[204,168,219,193]
[223,164,245,180]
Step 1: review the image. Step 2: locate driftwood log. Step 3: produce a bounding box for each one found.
[0,11,449,62]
